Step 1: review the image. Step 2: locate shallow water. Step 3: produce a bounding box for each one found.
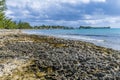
[23,28,120,50]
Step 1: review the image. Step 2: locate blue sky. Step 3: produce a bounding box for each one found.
[5,0,120,27]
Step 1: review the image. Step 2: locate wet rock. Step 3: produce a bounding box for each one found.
[0,32,119,79]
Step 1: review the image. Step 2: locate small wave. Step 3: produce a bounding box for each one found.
[55,35,105,42]
[66,34,109,37]
[84,34,109,37]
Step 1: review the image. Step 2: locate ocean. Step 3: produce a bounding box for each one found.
[23,28,120,51]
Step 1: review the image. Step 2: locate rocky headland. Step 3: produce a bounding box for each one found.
[0,30,119,80]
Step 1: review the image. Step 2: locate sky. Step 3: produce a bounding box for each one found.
[5,0,120,27]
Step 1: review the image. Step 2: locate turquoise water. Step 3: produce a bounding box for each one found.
[23,28,120,50]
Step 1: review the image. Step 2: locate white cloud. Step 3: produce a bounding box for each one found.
[5,10,15,18]
[6,0,106,9]
[6,0,120,28]
[92,0,106,3]
[60,0,90,4]
[82,16,120,27]
[60,0,106,4]
[5,10,14,15]
[6,0,107,13]
[6,0,107,19]
[28,15,120,28]
[83,15,93,19]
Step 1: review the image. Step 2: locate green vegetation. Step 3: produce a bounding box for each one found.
[0,0,17,29]
[0,0,6,12]
[79,26,110,29]
[0,0,32,29]
[0,12,18,29]
[17,21,32,29]
[33,25,74,29]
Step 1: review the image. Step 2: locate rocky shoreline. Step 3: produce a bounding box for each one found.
[0,30,120,80]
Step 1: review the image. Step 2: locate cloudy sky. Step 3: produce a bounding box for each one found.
[5,0,120,27]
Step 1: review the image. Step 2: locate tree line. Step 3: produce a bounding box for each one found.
[33,25,74,29]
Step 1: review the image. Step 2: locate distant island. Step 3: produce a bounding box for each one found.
[79,26,111,29]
